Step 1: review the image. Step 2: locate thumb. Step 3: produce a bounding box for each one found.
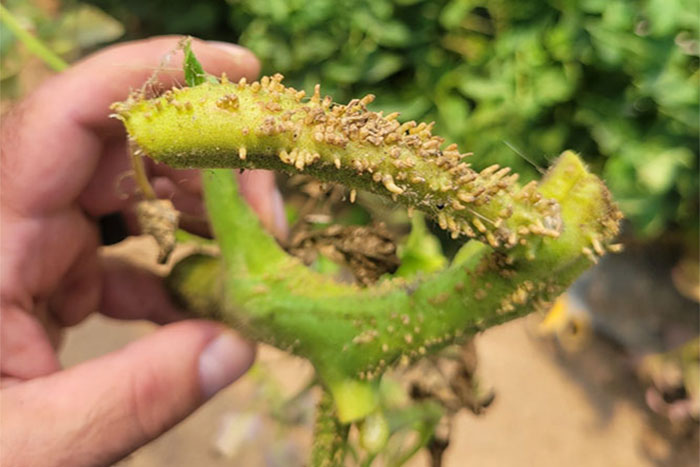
[0,320,255,467]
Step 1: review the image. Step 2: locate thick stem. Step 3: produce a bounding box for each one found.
[166,153,621,423]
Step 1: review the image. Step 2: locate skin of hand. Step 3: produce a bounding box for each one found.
[0,37,287,467]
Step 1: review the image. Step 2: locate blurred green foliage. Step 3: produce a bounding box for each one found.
[1,0,123,82]
[223,0,699,238]
[11,0,700,238]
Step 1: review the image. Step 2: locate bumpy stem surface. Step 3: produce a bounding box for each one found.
[116,74,622,425]
[113,74,563,249]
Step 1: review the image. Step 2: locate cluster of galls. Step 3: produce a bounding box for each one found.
[581,191,624,264]
[229,75,563,250]
[115,73,568,251]
[347,308,472,382]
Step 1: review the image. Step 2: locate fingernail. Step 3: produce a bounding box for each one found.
[270,188,288,241]
[207,41,256,63]
[199,332,254,399]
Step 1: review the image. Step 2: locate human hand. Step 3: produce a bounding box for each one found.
[0,37,286,467]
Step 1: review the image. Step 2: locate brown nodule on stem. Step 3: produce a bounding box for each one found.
[136,199,179,263]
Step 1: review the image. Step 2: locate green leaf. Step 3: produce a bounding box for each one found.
[375,20,411,47]
[395,213,447,278]
[56,4,124,49]
[436,93,470,136]
[638,147,694,193]
[458,75,509,100]
[533,66,575,104]
[183,39,206,87]
[365,53,404,82]
[646,0,681,36]
[439,0,475,29]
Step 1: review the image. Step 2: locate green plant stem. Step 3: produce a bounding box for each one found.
[0,4,67,71]
[166,153,620,424]
[311,389,350,467]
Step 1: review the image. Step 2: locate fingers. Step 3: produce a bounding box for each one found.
[0,206,101,360]
[1,254,188,381]
[81,162,288,240]
[47,223,102,327]
[150,164,203,195]
[99,256,185,325]
[95,170,288,323]
[0,321,255,467]
[77,140,206,219]
[238,170,288,241]
[70,37,260,136]
[150,176,210,236]
[0,305,61,381]
[2,36,260,218]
